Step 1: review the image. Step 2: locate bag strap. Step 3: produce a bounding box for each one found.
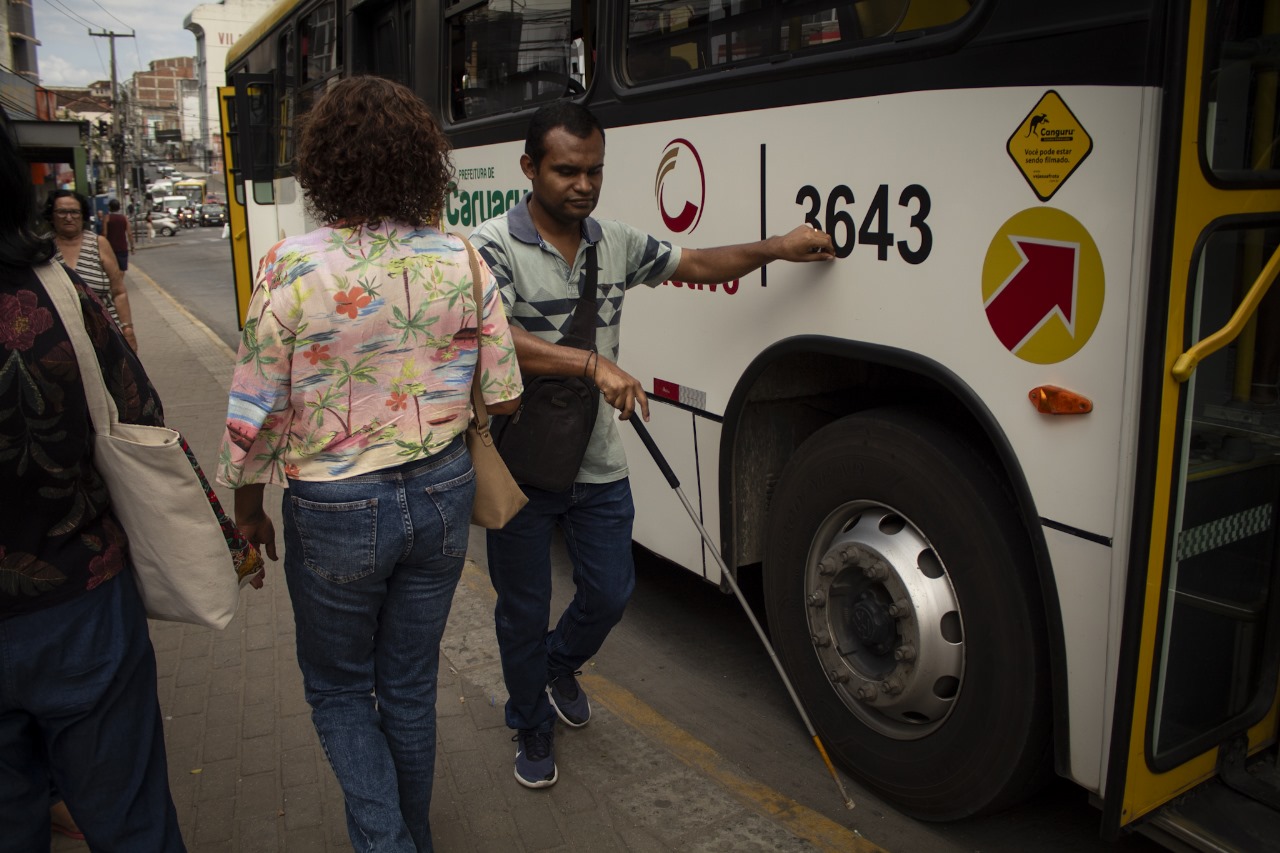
[567,244,598,345]
[458,236,492,431]
[33,261,118,435]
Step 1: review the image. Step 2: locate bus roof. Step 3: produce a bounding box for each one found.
[226,0,301,69]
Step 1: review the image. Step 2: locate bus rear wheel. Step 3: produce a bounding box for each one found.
[763,408,1051,820]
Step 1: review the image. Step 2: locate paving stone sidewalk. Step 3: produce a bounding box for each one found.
[51,267,871,853]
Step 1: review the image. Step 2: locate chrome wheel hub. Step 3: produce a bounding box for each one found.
[804,503,964,739]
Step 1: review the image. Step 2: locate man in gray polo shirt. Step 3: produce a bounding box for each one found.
[471,101,834,790]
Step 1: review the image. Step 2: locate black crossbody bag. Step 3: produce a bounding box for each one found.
[491,246,601,492]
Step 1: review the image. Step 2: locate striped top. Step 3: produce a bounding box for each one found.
[470,195,681,483]
[55,231,118,324]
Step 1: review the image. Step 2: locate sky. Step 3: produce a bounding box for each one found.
[31,0,198,88]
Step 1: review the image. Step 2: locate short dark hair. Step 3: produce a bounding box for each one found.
[43,190,91,227]
[295,76,454,228]
[108,198,121,212]
[0,107,55,267]
[525,101,604,168]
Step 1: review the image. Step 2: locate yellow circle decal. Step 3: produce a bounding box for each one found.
[981,207,1104,364]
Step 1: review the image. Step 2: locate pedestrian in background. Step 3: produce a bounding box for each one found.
[44,190,137,352]
[103,198,133,272]
[470,100,834,789]
[217,76,522,853]
[0,107,185,853]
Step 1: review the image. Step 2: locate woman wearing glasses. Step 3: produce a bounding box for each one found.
[43,190,137,351]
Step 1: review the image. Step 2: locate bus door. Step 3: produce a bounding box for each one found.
[1107,0,1280,846]
[222,72,274,329]
[219,84,252,329]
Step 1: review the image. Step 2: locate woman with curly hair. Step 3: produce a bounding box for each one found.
[217,76,522,852]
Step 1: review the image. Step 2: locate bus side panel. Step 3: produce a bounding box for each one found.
[274,176,309,243]
[605,86,1149,543]
[242,180,280,294]
[1044,527,1115,791]
[626,403,716,582]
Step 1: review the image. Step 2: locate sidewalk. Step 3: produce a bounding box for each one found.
[53,266,876,853]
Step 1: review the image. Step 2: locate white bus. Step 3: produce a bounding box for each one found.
[223,1,1280,845]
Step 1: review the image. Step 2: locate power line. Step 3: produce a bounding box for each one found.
[90,37,110,79]
[40,0,102,30]
[88,0,134,31]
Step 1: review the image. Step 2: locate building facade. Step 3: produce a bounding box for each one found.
[184,0,276,172]
[126,56,197,162]
[6,0,39,83]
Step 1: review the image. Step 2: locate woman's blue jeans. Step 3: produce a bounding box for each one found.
[0,568,184,852]
[282,437,473,853]
[484,478,636,732]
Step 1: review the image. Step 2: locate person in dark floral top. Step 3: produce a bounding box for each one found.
[0,110,185,850]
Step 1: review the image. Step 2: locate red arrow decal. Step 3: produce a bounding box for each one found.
[984,238,1078,351]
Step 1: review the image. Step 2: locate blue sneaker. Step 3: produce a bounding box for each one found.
[547,672,591,727]
[513,728,557,789]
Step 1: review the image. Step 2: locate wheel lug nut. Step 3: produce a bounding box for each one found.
[887,598,911,618]
[818,556,837,575]
[880,677,905,696]
[828,669,849,684]
[855,684,878,702]
[894,644,917,662]
[807,590,826,607]
[862,563,887,580]
[811,631,831,647]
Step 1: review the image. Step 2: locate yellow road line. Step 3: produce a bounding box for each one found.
[458,564,883,853]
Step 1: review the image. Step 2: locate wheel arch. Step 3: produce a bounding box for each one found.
[718,334,1072,776]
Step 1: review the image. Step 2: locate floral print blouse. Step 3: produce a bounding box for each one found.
[1,263,164,618]
[217,222,521,486]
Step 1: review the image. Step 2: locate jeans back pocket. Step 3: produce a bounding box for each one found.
[287,496,378,582]
[425,467,476,558]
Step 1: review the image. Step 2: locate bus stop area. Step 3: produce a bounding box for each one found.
[52,261,877,853]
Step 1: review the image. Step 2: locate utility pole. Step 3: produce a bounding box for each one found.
[89,30,136,208]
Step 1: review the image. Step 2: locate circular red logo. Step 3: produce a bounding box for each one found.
[654,139,705,234]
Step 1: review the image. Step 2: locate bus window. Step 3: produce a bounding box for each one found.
[446,0,587,122]
[1204,0,1280,184]
[277,27,297,172]
[353,0,414,86]
[625,0,972,83]
[301,1,340,85]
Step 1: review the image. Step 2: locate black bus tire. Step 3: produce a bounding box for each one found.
[763,408,1052,820]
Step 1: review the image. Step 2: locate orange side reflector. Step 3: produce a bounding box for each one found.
[1028,385,1093,415]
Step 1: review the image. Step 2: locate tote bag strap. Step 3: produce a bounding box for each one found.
[458,236,492,431]
[33,261,119,435]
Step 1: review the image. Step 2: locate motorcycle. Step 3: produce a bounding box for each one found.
[178,208,197,229]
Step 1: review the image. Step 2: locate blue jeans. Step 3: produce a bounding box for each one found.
[485,478,636,732]
[282,437,474,853]
[0,569,184,853]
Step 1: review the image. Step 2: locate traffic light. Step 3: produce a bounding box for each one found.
[97,119,109,137]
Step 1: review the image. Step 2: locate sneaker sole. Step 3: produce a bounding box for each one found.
[514,764,558,789]
[547,688,591,728]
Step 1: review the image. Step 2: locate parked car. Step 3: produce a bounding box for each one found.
[199,204,226,227]
[134,213,180,237]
